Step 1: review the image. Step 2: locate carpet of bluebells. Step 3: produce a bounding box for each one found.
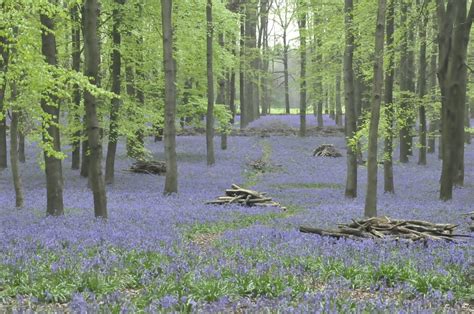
[0,114,472,313]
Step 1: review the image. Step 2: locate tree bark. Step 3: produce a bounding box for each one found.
[384,0,395,193]
[105,0,125,185]
[344,0,357,198]
[162,0,178,194]
[83,0,107,217]
[364,0,386,218]
[40,11,64,216]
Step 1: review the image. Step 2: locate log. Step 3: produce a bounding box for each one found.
[301,216,471,242]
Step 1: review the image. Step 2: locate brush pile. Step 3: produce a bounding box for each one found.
[300,216,470,242]
[206,184,286,210]
[128,160,166,175]
[313,144,342,157]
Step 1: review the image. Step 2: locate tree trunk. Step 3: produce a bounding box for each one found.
[217,34,228,150]
[417,1,428,166]
[317,38,324,127]
[335,73,343,126]
[83,0,107,217]
[105,0,124,185]
[364,0,386,218]
[18,127,25,163]
[437,0,472,200]
[162,0,178,194]
[428,18,438,154]
[0,33,8,169]
[10,84,23,208]
[206,0,215,165]
[40,12,64,216]
[344,0,357,198]
[239,5,247,129]
[283,35,290,114]
[399,1,411,163]
[298,5,307,137]
[384,0,395,194]
[71,4,82,170]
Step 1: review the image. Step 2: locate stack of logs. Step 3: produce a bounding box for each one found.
[128,160,167,175]
[206,184,286,210]
[300,216,471,242]
[313,144,342,157]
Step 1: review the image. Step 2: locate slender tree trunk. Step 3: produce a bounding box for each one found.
[162,0,178,194]
[428,19,438,154]
[40,12,64,216]
[229,71,236,122]
[418,2,428,166]
[217,34,228,150]
[10,83,23,208]
[83,0,107,217]
[259,0,269,116]
[0,34,8,170]
[344,0,357,198]
[283,35,290,114]
[335,73,342,126]
[206,0,215,165]
[71,4,82,170]
[239,5,247,129]
[317,40,324,127]
[384,0,395,193]
[399,1,411,163]
[364,0,386,218]
[105,0,124,185]
[298,5,307,137]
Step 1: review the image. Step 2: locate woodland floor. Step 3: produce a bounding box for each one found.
[0,114,473,313]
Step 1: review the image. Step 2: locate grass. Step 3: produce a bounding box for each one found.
[185,205,302,240]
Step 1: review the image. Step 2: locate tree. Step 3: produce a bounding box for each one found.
[71,4,81,170]
[83,0,107,218]
[364,0,385,217]
[274,0,295,114]
[344,0,357,198]
[297,0,307,137]
[40,8,64,216]
[105,0,125,185]
[399,0,415,163]
[10,83,23,208]
[162,0,178,194]
[384,0,395,193]
[417,0,428,166]
[437,0,474,200]
[206,0,215,166]
[0,30,8,170]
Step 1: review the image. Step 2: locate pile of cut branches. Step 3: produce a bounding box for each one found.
[128,160,166,175]
[313,144,342,157]
[206,184,286,210]
[300,216,471,242]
